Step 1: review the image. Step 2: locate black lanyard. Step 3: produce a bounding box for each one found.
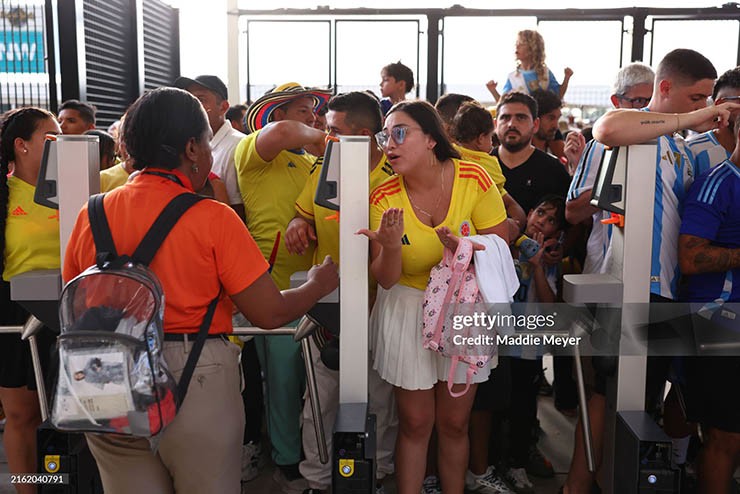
[142,170,185,188]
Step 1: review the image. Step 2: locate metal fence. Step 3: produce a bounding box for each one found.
[0,0,179,126]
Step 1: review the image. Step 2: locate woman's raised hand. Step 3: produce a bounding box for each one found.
[356,208,405,249]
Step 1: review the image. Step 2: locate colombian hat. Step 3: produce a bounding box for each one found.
[246,82,332,133]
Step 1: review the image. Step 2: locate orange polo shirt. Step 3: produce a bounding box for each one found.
[63,168,268,334]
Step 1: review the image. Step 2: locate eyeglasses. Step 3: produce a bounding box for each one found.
[617,94,650,108]
[374,125,421,148]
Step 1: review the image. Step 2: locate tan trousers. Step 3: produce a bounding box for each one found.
[86,338,244,494]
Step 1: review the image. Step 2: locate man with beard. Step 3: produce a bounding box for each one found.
[493,92,572,214]
[491,91,572,492]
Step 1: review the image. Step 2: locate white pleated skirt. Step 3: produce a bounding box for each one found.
[370,283,491,391]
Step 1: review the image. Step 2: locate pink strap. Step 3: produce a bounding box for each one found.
[429,240,474,350]
[446,356,477,398]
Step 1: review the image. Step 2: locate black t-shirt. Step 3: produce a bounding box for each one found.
[493,147,571,213]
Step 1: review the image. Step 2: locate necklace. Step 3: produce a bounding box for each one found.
[407,162,446,219]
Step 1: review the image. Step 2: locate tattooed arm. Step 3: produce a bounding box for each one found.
[678,234,740,275]
[592,102,740,147]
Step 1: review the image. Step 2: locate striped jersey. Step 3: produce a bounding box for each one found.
[686,130,731,177]
[567,139,613,275]
[369,159,506,290]
[680,160,740,303]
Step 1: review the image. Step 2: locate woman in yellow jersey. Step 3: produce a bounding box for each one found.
[0,107,60,494]
[359,101,509,494]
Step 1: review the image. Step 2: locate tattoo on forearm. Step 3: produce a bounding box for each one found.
[693,249,738,272]
[684,237,706,249]
[639,119,667,126]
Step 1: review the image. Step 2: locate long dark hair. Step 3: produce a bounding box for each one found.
[387,101,460,162]
[123,87,209,171]
[0,107,55,323]
[0,107,55,277]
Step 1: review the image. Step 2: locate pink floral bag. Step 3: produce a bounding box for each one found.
[422,238,494,397]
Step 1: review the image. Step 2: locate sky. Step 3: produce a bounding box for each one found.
[170,1,739,108]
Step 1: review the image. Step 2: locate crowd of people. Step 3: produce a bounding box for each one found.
[0,27,739,494]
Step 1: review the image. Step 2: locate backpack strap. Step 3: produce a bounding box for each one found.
[89,191,217,412]
[132,193,205,266]
[175,289,221,408]
[127,192,216,411]
[87,194,118,269]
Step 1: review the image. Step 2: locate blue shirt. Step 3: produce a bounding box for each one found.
[503,68,560,96]
[680,160,740,303]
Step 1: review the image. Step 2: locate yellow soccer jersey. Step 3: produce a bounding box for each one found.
[295,154,395,263]
[100,162,130,192]
[453,144,507,197]
[369,159,506,290]
[3,176,60,281]
[234,130,315,289]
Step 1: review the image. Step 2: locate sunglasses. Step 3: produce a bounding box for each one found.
[617,94,650,108]
[374,125,421,148]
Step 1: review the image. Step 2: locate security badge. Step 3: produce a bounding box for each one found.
[44,455,60,473]
[338,459,354,477]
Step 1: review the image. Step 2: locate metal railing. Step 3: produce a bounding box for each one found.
[0,314,331,465]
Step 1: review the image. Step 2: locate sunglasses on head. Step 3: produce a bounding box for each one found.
[375,125,419,148]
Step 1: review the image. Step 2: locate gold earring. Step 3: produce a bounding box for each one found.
[191,163,199,174]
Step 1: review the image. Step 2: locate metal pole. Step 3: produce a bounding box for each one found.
[301,337,329,464]
[232,323,328,464]
[21,316,49,421]
[573,342,596,472]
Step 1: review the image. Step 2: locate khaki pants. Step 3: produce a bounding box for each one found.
[86,338,244,494]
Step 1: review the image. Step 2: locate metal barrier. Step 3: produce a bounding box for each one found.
[0,314,330,465]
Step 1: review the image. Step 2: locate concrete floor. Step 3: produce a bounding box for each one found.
[0,394,572,494]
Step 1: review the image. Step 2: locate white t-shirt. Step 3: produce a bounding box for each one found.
[211,120,246,205]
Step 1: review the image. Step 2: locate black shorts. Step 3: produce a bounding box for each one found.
[684,356,740,433]
[0,287,55,390]
[472,356,511,412]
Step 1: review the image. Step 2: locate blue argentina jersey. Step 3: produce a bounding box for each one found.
[650,132,695,300]
[503,68,560,96]
[686,131,731,177]
[567,139,613,275]
[680,161,740,303]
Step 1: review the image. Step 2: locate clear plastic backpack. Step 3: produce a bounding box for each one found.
[51,192,217,442]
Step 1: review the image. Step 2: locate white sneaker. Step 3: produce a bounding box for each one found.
[465,466,515,494]
[503,467,535,494]
[420,475,442,494]
[241,441,264,482]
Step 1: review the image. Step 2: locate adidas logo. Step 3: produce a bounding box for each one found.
[287,161,297,168]
[401,234,410,245]
[11,206,27,216]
